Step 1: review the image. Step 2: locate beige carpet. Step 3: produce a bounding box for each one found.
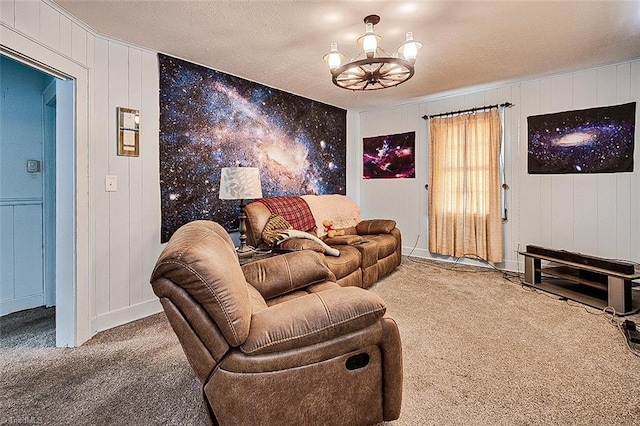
[377,258,639,425]
[1,258,638,425]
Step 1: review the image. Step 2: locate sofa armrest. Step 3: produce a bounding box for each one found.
[356,219,397,235]
[278,237,326,253]
[323,234,363,245]
[242,250,336,300]
[240,287,386,355]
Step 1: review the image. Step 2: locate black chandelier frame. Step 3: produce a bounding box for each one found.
[326,14,419,91]
[331,56,415,91]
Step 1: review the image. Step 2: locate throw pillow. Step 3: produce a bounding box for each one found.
[261,214,340,257]
[262,214,292,245]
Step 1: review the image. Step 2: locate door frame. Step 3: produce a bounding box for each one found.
[2,27,92,347]
[43,80,56,308]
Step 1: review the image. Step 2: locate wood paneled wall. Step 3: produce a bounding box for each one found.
[358,62,640,271]
[91,36,162,330]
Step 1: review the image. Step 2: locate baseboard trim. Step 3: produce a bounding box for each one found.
[95,298,163,333]
[401,246,522,273]
[1,293,44,316]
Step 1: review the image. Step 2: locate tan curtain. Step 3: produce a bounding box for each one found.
[428,109,503,262]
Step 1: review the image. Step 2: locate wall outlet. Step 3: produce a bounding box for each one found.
[513,242,521,253]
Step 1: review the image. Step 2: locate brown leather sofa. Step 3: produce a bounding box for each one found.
[150,220,403,426]
[244,195,402,288]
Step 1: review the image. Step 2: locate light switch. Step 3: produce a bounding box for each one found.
[105,175,118,192]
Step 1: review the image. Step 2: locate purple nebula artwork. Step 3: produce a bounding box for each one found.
[363,131,416,179]
[159,54,346,242]
[528,102,635,174]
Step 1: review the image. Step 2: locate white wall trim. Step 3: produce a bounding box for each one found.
[0,24,83,78]
[0,197,43,206]
[95,298,163,333]
[0,294,44,317]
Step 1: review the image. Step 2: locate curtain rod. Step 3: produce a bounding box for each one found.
[421,102,514,120]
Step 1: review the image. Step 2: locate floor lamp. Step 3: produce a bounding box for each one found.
[219,167,263,257]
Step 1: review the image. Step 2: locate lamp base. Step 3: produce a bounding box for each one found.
[236,202,256,258]
[236,244,255,258]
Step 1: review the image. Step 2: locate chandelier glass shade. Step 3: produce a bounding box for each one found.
[323,15,422,91]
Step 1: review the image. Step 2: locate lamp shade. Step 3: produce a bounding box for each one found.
[219,167,263,200]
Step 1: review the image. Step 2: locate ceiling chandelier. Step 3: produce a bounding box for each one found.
[323,14,422,91]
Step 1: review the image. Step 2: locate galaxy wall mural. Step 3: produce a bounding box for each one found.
[159,54,347,242]
[363,131,416,179]
[527,102,635,174]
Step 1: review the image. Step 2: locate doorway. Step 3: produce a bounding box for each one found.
[3,25,92,347]
[0,54,74,347]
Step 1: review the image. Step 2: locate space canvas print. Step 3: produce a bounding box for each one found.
[159,54,347,242]
[527,102,635,174]
[363,131,416,179]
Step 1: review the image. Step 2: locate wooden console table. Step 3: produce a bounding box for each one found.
[520,247,640,315]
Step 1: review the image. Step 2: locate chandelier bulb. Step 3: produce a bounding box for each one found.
[362,23,378,57]
[323,42,344,71]
[399,31,423,62]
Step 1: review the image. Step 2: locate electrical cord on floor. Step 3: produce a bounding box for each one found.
[404,233,421,260]
[598,307,640,359]
[516,270,640,358]
[620,319,640,356]
[517,280,640,358]
[573,304,639,347]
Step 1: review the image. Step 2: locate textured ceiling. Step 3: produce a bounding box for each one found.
[54,1,640,112]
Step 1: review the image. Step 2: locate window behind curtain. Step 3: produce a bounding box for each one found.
[428,109,503,262]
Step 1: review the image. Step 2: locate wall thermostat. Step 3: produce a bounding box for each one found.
[26,160,41,173]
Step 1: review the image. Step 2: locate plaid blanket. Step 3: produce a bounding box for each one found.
[256,196,316,233]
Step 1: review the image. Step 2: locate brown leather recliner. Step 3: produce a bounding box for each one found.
[150,220,403,426]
